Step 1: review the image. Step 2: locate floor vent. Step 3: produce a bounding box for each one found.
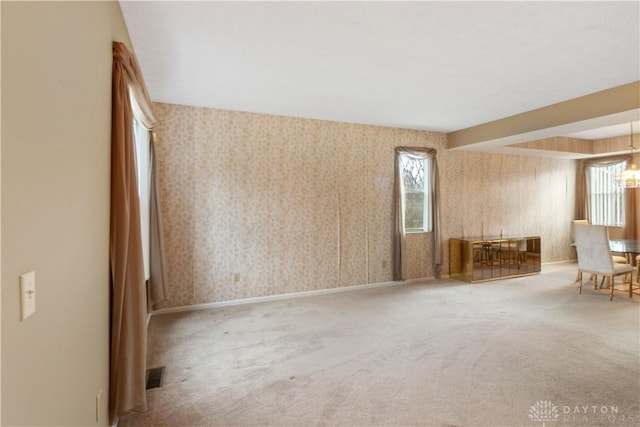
[146,367,165,390]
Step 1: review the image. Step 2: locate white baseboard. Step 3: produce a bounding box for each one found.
[150,275,443,318]
[148,262,576,320]
[542,259,577,266]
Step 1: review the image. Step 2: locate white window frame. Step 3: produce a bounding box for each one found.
[399,154,433,233]
[587,161,626,227]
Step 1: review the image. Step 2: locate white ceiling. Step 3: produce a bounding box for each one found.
[565,121,640,140]
[120,1,640,142]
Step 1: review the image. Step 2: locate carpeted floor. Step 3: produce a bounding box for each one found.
[119,263,640,427]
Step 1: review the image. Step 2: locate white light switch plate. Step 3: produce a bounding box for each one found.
[20,270,36,321]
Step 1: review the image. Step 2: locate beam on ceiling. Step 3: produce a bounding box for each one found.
[447,81,640,149]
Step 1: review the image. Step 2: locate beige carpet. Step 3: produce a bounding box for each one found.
[119,263,640,427]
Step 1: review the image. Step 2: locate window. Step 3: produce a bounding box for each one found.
[400,153,432,232]
[133,117,151,280]
[588,161,626,227]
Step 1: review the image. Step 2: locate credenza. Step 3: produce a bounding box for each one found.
[449,236,541,283]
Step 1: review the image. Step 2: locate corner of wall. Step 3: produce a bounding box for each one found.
[1,1,132,425]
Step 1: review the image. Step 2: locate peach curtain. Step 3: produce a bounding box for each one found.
[626,153,640,240]
[624,187,638,240]
[393,147,441,280]
[110,42,157,424]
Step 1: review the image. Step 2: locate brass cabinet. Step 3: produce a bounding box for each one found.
[449,236,541,283]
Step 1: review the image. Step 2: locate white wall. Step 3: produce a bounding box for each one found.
[1,1,132,425]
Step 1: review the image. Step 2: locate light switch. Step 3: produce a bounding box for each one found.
[20,270,36,321]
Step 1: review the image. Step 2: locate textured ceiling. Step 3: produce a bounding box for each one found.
[120,1,640,144]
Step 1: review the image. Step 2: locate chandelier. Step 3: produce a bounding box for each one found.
[616,123,640,188]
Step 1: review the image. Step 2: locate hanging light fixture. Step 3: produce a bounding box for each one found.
[616,122,640,188]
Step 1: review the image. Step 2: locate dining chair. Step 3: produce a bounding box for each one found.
[574,224,635,300]
[571,219,589,241]
[571,219,629,287]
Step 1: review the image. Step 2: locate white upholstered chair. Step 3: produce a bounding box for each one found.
[571,219,589,240]
[572,220,629,287]
[574,224,635,300]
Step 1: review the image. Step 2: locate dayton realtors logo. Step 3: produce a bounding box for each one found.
[529,401,635,425]
[529,400,560,427]
[561,404,634,424]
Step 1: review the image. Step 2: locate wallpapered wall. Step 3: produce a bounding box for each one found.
[152,102,576,308]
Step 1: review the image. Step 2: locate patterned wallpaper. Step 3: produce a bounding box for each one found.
[153,103,577,308]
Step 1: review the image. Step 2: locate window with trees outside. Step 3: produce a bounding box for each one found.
[588,161,626,227]
[400,153,432,232]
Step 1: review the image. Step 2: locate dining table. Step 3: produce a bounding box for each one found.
[609,239,640,265]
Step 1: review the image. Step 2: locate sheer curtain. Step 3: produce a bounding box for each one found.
[110,41,167,424]
[393,147,441,281]
[133,118,151,279]
[149,133,169,306]
[576,154,638,239]
[133,123,169,308]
